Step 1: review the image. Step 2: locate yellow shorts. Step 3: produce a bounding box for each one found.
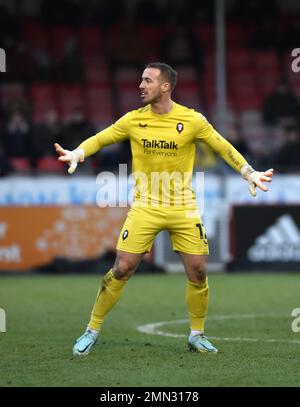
[116,205,209,255]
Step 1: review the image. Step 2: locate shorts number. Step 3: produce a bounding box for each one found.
[196,223,207,240]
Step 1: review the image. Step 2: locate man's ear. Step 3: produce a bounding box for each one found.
[161,82,170,93]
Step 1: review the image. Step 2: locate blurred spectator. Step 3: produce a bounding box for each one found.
[226,123,250,158]
[0,141,11,176]
[106,18,146,70]
[58,38,83,83]
[1,33,32,81]
[2,109,33,160]
[262,78,300,127]
[94,141,130,172]
[61,106,95,150]
[275,125,300,172]
[31,47,54,81]
[32,109,63,159]
[159,25,203,71]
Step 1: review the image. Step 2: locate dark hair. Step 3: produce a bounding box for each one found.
[145,62,178,92]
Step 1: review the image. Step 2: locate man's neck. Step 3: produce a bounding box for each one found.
[151,99,173,115]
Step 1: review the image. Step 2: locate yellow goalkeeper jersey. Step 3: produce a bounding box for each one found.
[79,102,247,207]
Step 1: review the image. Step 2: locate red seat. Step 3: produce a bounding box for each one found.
[29,83,57,123]
[228,49,252,69]
[175,66,198,82]
[256,72,279,97]
[252,51,280,73]
[23,20,49,52]
[50,26,75,63]
[226,24,248,48]
[118,83,141,114]
[85,83,114,126]
[193,24,214,50]
[83,57,109,83]
[234,86,262,111]
[137,25,163,49]
[79,26,103,58]
[9,157,31,171]
[36,156,63,172]
[203,52,216,71]
[174,82,201,108]
[231,71,256,87]
[0,83,25,109]
[57,84,84,121]
[115,67,139,86]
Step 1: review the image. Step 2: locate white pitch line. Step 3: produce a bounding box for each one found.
[137,314,300,344]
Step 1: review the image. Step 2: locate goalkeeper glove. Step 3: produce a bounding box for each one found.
[54,143,85,174]
[241,165,274,197]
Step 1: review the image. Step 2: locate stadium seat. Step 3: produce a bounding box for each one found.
[118,83,141,114]
[49,26,75,63]
[231,70,256,87]
[29,83,57,123]
[83,57,110,83]
[235,85,261,111]
[0,82,25,109]
[193,24,214,51]
[115,67,139,86]
[252,51,280,73]
[226,24,248,48]
[228,49,252,69]
[137,25,164,50]
[36,156,63,172]
[57,84,84,121]
[256,72,279,98]
[174,82,201,110]
[9,157,31,171]
[85,83,114,126]
[79,26,103,58]
[23,20,50,52]
[175,66,198,82]
[203,52,215,72]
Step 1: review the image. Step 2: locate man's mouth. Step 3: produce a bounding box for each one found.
[140,92,147,98]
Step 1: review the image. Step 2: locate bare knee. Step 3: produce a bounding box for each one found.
[112,252,142,280]
[186,262,207,283]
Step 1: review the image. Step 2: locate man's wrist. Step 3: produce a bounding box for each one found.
[241,164,255,180]
[73,148,85,163]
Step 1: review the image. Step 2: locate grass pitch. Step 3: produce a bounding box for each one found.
[0,272,299,387]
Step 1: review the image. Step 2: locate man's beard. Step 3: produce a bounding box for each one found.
[141,92,162,105]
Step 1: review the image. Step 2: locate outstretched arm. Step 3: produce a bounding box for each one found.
[54,113,130,174]
[196,117,274,196]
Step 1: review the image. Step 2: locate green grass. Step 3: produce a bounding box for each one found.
[0,272,300,387]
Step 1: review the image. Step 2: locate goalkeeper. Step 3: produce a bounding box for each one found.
[55,62,273,355]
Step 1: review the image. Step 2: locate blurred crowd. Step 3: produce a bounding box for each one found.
[0,0,300,175]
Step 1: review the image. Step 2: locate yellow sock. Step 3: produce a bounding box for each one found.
[186,277,209,332]
[88,269,127,331]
